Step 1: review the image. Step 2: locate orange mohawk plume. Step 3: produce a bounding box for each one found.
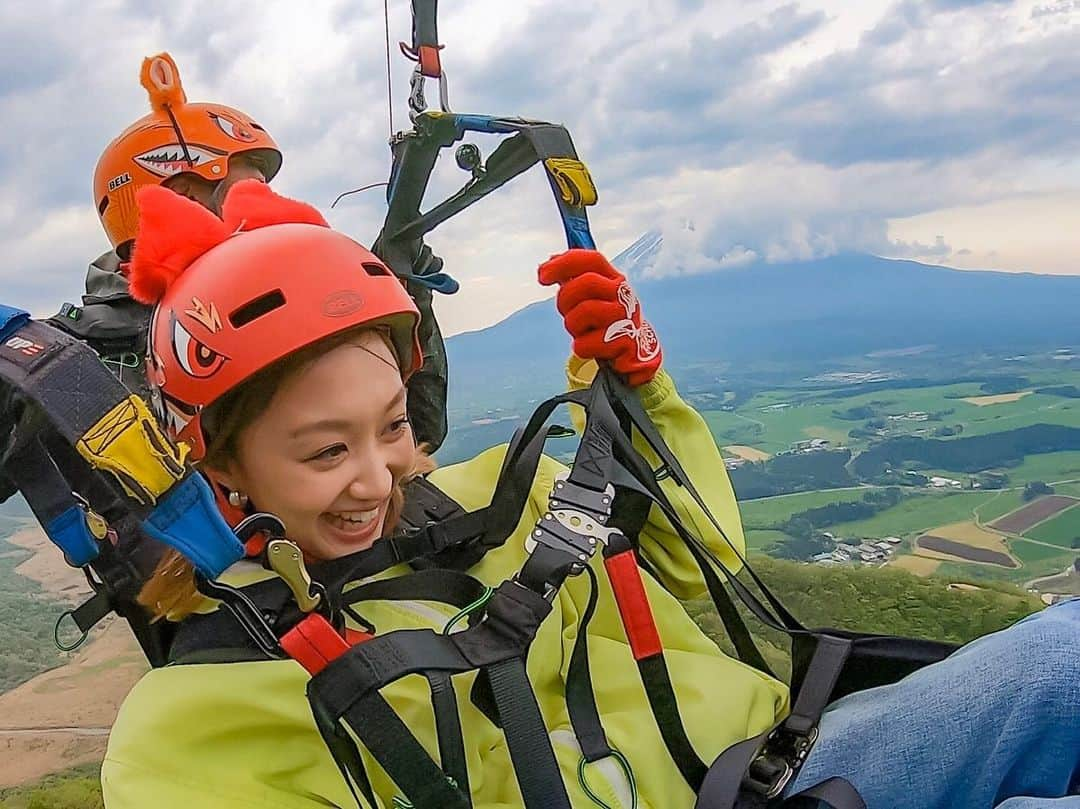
[140,52,187,112]
[221,180,330,231]
[128,187,230,304]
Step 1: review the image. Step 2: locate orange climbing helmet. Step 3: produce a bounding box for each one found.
[92,52,282,249]
[129,181,423,461]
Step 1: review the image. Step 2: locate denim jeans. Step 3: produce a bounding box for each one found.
[786,598,1080,808]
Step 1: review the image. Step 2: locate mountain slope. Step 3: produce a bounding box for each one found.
[446,246,1080,404]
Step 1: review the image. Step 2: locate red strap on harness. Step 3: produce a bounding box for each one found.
[604,549,663,660]
[281,613,368,675]
[417,44,442,78]
[243,532,269,558]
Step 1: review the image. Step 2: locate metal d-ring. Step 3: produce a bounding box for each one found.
[54,609,89,652]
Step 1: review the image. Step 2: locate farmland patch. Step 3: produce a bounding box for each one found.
[990,496,1079,534]
[890,555,941,576]
[1023,503,1080,548]
[915,535,1018,567]
[962,391,1033,406]
[724,445,771,462]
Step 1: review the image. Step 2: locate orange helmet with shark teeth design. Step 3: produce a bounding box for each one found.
[92,52,281,250]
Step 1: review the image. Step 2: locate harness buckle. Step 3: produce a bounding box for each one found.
[523,476,621,575]
[743,726,819,799]
[549,473,614,521]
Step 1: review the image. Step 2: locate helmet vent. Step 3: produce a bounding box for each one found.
[362,262,391,277]
[230,289,286,328]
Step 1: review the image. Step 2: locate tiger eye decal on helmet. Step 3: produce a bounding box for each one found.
[208,110,257,143]
[171,313,228,379]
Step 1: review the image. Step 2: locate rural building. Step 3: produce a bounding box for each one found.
[856,543,888,562]
[888,412,929,422]
[929,476,962,488]
[790,438,831,453]
[882,536,902,544]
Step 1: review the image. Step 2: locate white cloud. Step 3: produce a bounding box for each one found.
[0,0,1077,334]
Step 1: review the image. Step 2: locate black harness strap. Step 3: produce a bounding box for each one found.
[564,565,610,762]
[487,655,571,809]
[310,580,563,808]
[427,670,471,802]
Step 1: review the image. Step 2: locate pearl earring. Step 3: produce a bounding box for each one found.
[228,491,249,508]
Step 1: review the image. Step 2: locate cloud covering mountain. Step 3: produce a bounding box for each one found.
[0,1,1078,335]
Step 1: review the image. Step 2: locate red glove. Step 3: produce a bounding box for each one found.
[538,249,662,387]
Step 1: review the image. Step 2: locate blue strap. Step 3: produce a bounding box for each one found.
[44,506,101,567]
[142,475,245,579]
[0,304,30,343]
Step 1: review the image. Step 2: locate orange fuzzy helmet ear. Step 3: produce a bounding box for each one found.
[140,52,187,112]
[128,186,231,304]
[221,180,330,232]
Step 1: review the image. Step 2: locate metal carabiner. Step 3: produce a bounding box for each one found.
[235,513,327,616]
[195,574,285,659]
[407,62,452,122]
[266,538,324,614]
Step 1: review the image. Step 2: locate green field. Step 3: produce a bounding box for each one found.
[739,486,1054,546]
[955,395,1079,439]
[1055,481,1080,499]
[709,383,984,454]
[744,529,793,552]
[0,522,75,692]
[839,492,994,536]
[1024,504,1080,548]
[1008,538,1075,569]
[822,491,1005,539]
[1001,451,1080,485]
[738,488,871,528]
[972,489,1026,524]
[0,764,102,809]
[703,368,1080,467]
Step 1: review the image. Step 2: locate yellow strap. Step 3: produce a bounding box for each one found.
[544,158,598,207]
[76,395,188,506]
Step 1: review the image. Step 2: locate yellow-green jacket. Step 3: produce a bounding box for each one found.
[102,362,789,808]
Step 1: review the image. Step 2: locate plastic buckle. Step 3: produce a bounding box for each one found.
[744,726,819,799]
[744,754,793,800]
[550,472,614,521]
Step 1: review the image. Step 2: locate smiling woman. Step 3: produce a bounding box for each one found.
[127,179,431,619]
[140,326,436,619]
[96,174,799,809]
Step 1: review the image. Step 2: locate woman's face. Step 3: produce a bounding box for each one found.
[218,334,414,561]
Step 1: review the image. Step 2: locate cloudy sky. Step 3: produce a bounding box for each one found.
[0,0,1077,335]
